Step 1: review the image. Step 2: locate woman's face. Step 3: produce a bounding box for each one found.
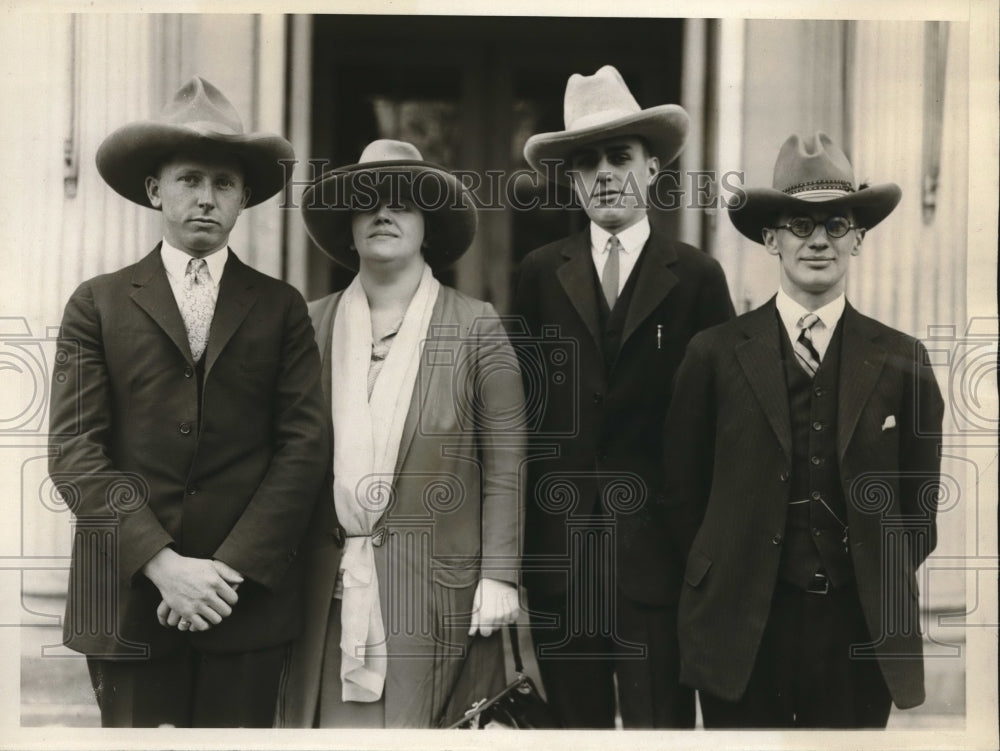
[351,200,426,269]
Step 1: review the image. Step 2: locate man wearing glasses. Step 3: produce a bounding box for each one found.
[661,132,944,727]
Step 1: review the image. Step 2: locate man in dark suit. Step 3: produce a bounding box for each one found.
[512,65,735,728]
[48,77,330,727]
[664,132,944,727]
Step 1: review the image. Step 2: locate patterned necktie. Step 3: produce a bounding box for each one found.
[601,235,622,309]
[794,312,822,377]
[180,258,214,362]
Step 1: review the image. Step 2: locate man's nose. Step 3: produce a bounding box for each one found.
[808,226,830,248]
[373,203,393,221]
[196,184,215,208]
[595,157,615,179]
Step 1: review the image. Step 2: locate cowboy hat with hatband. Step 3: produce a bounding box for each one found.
[97,76,294,209]
[728,131,902,244]
[523,65,689,183]
[300,139,478,271]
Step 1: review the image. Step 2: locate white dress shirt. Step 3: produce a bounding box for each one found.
[160,241,228,311]
[774,287,846,360]
[590,216,650,296]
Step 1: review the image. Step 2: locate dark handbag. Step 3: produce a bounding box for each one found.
[447,624,559,729]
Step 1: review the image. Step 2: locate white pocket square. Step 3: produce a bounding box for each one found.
[881,415,897,431]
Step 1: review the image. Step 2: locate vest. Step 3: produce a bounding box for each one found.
[592,240,647,372]
[778,315,854,590]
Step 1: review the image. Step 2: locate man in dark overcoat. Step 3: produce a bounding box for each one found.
[512,64,735,728]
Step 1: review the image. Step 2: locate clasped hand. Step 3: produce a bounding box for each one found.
[143,548,243,632]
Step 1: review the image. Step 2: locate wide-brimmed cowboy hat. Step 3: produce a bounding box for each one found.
[97,76,294,208]
[728,131,901,244]
[523,65,689,183]
[300,139,478,271]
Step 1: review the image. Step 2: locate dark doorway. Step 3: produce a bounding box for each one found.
[308,15,685,311]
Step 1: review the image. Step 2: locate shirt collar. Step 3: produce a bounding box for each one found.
[775,286,846,332]
[160,240,228,287]
[590,216,651,255]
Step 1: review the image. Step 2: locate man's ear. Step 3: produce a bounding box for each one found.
[145,176,162,209]
[239,186,251,212]
[762,227,780,256]
[646,155,660,179]
[851,227,866,255]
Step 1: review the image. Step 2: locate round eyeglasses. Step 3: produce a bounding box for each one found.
[771,216,858,239]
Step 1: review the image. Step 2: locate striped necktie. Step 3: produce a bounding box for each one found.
[601,235,622,309]
[794,313,822,377]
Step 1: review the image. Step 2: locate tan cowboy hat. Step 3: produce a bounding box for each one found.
[97,76,294,208]
[300,140,478,271]
[728,131,902,244]
[523,65,689,182]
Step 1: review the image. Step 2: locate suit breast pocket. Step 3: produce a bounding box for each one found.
[684,549,712,588]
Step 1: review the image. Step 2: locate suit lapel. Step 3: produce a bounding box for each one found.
[620,231,679,349]
[129,245,195,364]
[735,299,793,461]
[203,251,258,376]
[836,304,886,459]
[393,288,448,476]
[555,232,603,353]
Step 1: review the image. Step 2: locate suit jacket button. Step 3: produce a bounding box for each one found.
[779,471,790,483]
[592,392,603,404]
[771,534,782,545]
[183,366,194,378]
[186,487,198,495]
[179,422,192,435]
[812,421,824,431]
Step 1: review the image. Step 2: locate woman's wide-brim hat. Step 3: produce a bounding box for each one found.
[523,65,689,183]
[300,139,478,271]
[728,131,902,244]
[97,76,294,208]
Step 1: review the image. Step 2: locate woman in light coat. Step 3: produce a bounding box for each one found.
[277,140,525,728]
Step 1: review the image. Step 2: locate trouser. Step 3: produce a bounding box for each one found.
[528,587,694,729]
[86,641,288,728]
[699,579,893,728]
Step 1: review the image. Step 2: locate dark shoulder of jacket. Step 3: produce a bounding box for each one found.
[687,307,753,357]
[847,305,922,355]
[76,257,146,297]
[669,238,727,278]
[238,261,305,300]
[518,230,587,270]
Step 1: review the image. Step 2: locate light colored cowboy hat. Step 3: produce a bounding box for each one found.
[523,65,689,182]
[300,139,478,271]
[96,76,294,208]
[728,131,902,244]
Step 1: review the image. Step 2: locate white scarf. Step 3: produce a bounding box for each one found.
[331,263,440,702]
